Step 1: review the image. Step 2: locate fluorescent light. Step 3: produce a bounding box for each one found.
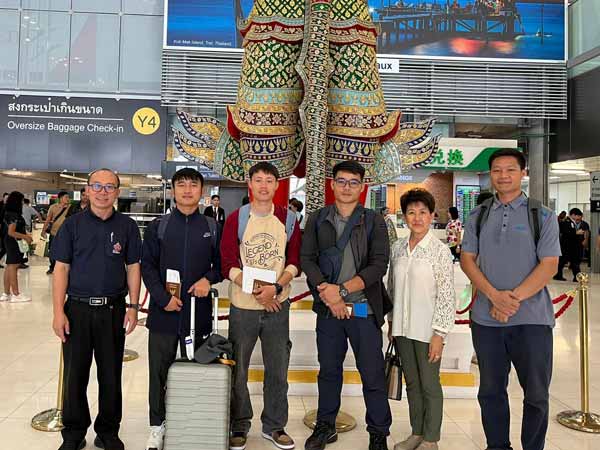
[146,174,162,180]
[550,170,588,175]
[59,173,87,182]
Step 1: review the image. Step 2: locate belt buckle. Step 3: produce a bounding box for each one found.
[89,297,106,306]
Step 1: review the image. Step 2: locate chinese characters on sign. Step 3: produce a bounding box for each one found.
[429,149,464,168]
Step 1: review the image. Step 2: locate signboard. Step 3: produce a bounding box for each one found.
[163,0,566,62]
[591,171,600,201]
[424,138,518,171]
[0,96,167,173]
[456,185,481,225]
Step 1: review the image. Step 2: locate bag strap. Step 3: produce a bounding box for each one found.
[52,204,69,223]
[238,204,294,243]
[157,213,171,241]
[285,209,296,242]
[527,198,542,248]
[475,197,494,240]
[335,206,364,251]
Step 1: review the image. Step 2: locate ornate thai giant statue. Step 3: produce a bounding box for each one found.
[173,0,438,212]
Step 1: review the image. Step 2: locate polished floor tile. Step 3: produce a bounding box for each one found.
[1,257,599,450]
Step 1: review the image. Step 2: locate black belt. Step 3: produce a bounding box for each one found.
[68,295,125,306]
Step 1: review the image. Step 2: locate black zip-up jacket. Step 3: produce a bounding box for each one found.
[142,208,222,336]
[300,204,392,327]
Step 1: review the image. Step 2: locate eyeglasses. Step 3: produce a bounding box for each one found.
[88,182,117,193]
[334,178,362,189]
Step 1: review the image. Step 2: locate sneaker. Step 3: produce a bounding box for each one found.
[19,263,29,269]
[394,435,424,450]
[9,293,31,303]
[230,432,248,450]
[58,438,86,450]
[146,422,166,450]
[262,430,295,449]
[0,293,10,302]
[369,433,388,450]
[304,421,337,450]
[94,434,125,450]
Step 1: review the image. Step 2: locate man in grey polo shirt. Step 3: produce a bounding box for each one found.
[461,148,560,450]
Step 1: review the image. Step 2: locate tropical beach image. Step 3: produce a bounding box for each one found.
[164,0,565,61]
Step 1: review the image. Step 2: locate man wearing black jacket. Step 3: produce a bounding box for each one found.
[300,161,392,450]
[555,207,586,282]
[204,194,226,226]
[141,168,222,450]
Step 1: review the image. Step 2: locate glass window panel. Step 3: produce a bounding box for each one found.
[72,0,120,13]
[122,0,164,15]
[0,1,20,8]
[119,15,162,94]
[69,13,119,92]
[21,0,70,11]
[569,0,600,59]
[0,10,19,88]
[19,10,70,90]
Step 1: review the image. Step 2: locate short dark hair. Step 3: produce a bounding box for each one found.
[23,198,30,205]
[448,206,459,220]
[332,160,365,181]
[172,167,204,187]
[476,191,494,206]
[88,168,121,188]
[569,208,583,216]
[5,191,24,214]
[290,198,304,213]
[248,162,279,180]
[57,191,69,199]
[488,148,526,170]
[80,187,86,194]
[211,194,220,200]
[400,188,436,214]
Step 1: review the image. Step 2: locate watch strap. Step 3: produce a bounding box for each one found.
[126,303,140,311]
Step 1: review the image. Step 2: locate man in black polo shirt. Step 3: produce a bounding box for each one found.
[141,168,222,450]
[51,168,142,450]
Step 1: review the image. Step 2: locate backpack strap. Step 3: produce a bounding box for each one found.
[157,213,171,241]
[475,197,494,240]
[285,209,296,243]
[237,204,251,243]
[527,198,542,249]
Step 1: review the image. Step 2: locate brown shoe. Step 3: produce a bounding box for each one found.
[229,432,247,450]
[262,430,295,449]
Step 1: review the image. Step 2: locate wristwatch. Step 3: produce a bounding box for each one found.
[338,284,349,300]
[126,303,140,311]
[274,283,283,296]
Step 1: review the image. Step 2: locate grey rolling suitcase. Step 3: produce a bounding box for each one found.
[164,289,231,450]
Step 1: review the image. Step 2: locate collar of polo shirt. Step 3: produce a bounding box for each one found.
[87,207,116,221]
[492,192,527,210]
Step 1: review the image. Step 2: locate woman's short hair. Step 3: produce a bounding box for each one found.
[400,188,435,214]
[448,206,459,220]
[5,191,24,214]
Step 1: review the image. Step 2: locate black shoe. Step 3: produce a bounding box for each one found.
[95,435,124,450]
[58,438,86,450]
[20,263,29,269]
[305,421,337,450]
[368,433,388,450]
[553,275,566,281]
[46,269,53,275]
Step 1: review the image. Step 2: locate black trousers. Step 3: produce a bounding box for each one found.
[49,234,56,270]
[316,315,392,436]
[62,299,126,442]
[472,323,553,450]
[557,252,581,281]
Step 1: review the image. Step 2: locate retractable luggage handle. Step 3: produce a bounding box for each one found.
[210,288,219,335]
[185,296,196,361]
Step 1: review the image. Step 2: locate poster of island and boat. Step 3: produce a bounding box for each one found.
[164,0,566,62]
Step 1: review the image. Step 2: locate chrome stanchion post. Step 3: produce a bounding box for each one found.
[557,272,600,433]
[31,347,65,431]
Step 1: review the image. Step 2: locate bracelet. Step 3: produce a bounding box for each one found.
[126,303,140,311]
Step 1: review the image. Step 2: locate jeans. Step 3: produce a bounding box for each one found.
[228,301,291,434]
[316,315,392,436]
[471,322,553,450]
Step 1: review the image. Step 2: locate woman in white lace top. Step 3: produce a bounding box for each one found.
[387,188,456,450]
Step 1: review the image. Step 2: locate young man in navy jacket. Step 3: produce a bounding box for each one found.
[141,168,222,450]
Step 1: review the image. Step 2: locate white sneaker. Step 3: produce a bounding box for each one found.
[0,293,10,302]
[9,294,31,303]
[146,422,166,450]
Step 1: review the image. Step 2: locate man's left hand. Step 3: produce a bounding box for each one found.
[254,284,277,304]
[123,308,138,335]
[317,283,343,306]
[188,278,211,298]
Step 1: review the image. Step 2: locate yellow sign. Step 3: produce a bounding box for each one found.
[132,107,160,135]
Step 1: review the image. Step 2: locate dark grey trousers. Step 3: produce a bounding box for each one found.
[228,301,292,434]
